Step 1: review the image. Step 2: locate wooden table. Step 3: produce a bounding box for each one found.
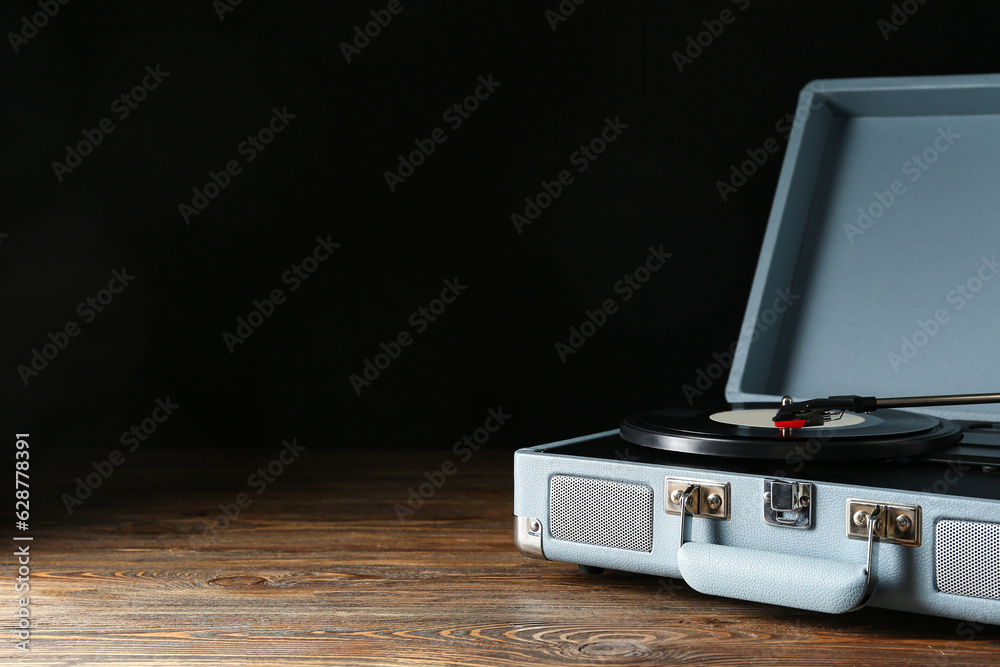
[5,445,998,666]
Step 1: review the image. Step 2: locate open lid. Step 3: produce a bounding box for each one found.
[725,74,1000,422]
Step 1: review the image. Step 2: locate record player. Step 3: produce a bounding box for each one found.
[513,74,1000,624]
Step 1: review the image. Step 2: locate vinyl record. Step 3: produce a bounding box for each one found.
[619,405,962,460]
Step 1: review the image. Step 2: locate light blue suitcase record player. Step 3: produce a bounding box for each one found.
[513,74,1000,624]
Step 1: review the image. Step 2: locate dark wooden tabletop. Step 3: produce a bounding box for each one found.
[5,445,999,666]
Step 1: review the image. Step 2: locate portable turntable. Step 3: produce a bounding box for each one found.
[513,74,1000,624]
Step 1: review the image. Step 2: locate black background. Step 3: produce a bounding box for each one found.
[4,0,1000,455]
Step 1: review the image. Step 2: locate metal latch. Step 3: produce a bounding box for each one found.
[846,499,921,547]
[667,477,730,549]
[665,477,730,520]
[763,479,813,529]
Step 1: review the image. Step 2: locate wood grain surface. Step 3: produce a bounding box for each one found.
[3,445,998,666]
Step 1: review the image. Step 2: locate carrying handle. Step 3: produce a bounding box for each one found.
[676,499,881,615]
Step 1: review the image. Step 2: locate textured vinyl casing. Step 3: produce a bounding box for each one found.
[514,432,1000,625]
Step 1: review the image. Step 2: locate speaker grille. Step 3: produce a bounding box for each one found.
[935,519,1000,600]
[549,475,653,552]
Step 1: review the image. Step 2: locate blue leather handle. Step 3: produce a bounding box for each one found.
[677,542,873,614]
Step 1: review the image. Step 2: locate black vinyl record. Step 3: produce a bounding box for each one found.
[619,405,962,460]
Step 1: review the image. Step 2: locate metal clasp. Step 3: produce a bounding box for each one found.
[677,484,696,548]
[846,499,921,547]
[667,477,730,548]
[763,479,813,529]
[851,504,883,611]
[845,500,921,611]
[665,477,730,519]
